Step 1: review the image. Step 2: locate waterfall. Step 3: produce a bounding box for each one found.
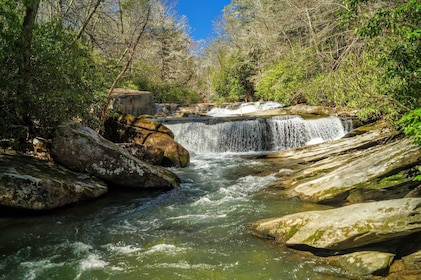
[167,116,352,154]
[207,101,283,117]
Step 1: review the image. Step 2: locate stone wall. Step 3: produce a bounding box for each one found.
[111,88,156,116]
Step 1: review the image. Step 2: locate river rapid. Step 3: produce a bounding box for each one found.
[0,104,352,279]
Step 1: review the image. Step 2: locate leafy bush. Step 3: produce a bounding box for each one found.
[152,85,201,104]
[255,48,319,105]
[0,17,106,149]
[399,108,421,180]
[210,54,255,102]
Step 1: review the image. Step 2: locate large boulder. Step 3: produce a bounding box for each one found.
[51,122,180,189]
[110,88,156,116]
[0,153,107,210]
[250,198,421,251]
[103,114,190,167]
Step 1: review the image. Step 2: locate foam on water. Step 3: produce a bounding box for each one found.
[0,134,349,280]
[143,244,187,255]
[79,253,108,270]
[144,260,217,270]
[21,260,64,280]
[168,115,351,153]
[207,101,283,117]
[105,243,142,255]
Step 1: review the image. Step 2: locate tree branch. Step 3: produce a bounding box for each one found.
[101,5,151,123]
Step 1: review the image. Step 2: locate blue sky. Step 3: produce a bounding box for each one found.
[175,0,232,41]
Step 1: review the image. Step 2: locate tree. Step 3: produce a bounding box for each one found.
[100,0,151,122]
[343,0,420,118]
[0,0,106,149]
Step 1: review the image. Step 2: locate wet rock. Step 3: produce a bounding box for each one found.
[261,122,421,205]
[0,153,107,210]
[250,198,421,251]
[329,251,395,276]
[103,114,190,167]
[51,122,180,189]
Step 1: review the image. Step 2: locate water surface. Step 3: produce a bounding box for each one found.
[1,153,348,279]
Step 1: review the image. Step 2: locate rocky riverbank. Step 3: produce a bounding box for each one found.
[250,120,421,279]
[0,116,186,211]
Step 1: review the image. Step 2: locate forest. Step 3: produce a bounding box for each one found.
[0,0,420,151]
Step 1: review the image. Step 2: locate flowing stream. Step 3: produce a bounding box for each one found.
[0,113,352,280]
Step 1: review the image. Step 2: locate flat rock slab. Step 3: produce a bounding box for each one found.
[0,153,107,210]
[250,198,421,251]
[290,138,420,203]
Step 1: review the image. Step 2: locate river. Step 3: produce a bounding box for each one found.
[0,106,352,279]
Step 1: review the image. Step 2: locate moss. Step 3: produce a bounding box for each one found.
[303,229,326,244]
[295,169,330,181]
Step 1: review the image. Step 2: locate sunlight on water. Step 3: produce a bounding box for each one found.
[207,101,283,117]
[0,150,348,279]
[168,115,351,153]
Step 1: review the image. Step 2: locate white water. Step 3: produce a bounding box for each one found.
[0,154,347,280]
[168,115,351,153]
[207,101,283,117]
[0,113,353,280]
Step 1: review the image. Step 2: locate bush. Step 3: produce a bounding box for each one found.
[0,17,106,149]
[399,108,421,180]
[255,48,320,105]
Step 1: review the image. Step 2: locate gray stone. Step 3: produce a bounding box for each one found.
[110,88,156,116]
[51,122,180,189]
[0,153,107,210]
[261,121,420,204]
[402,250,421,273]
[290,138,420,203]
[250,198,421,251]
[329,251,395,276]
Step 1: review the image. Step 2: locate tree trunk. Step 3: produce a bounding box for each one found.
[17,0,40,129]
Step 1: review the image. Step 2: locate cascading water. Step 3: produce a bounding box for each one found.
[167,115,352,153]
[0,108,353,279]
[207,101,283,116]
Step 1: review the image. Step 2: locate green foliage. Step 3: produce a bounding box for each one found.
[305,52,408,121]
[127,68,201,104]
[399,108,421,146]
[343,0,420,113]
[211,54,255,102]
[256,49,319,105]
[151,84,201,104]
[30,20,106,130]
[399,108,421,180]
[0,16,106,148]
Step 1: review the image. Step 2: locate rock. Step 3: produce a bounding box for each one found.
[0,153,107,210]
[110,88,156,116]
[103,114,190,167]
[117,143,164,165]
[402,250,421,273]
[142,132,190,167]
[289,138,420,203]
[329,251,395,276]
[250,198,421,251]
[260,121,420,204]
[51,122,180,189]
